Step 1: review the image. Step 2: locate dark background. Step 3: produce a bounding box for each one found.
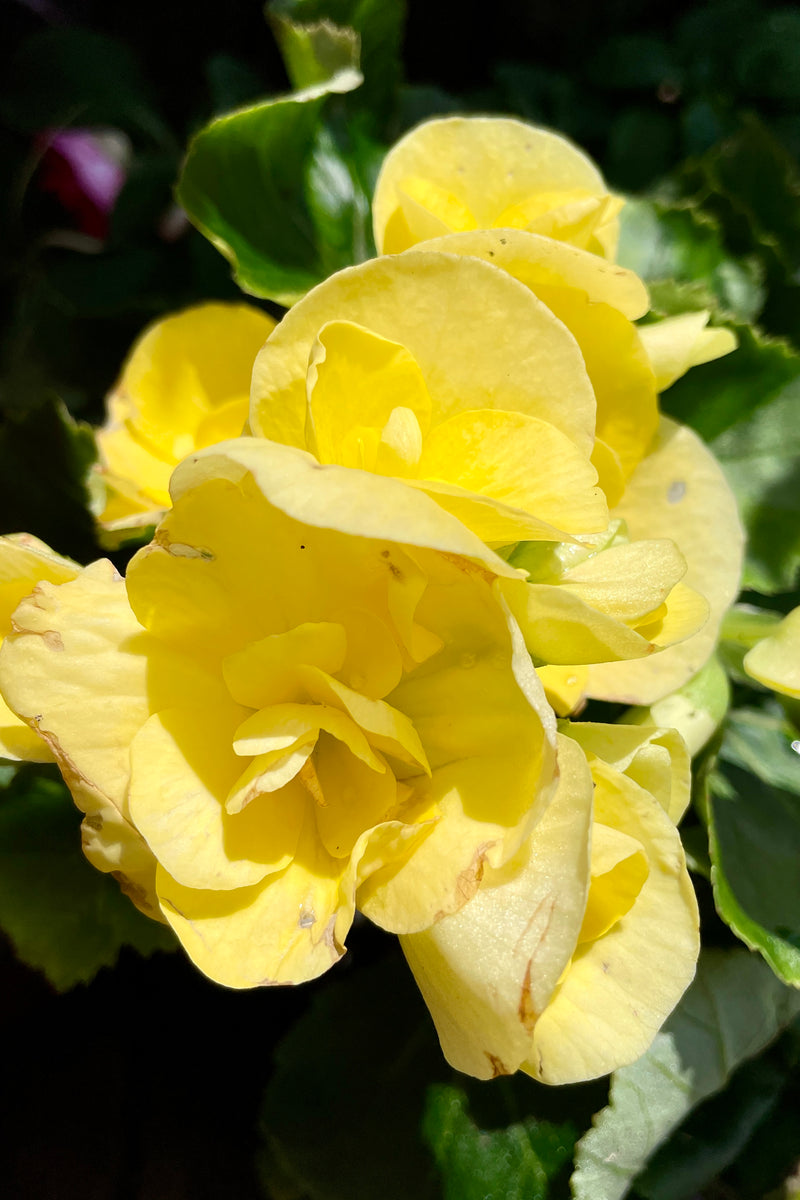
[2,1,800,1196]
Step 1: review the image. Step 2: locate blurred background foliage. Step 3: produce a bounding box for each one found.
[1,1,800,1197]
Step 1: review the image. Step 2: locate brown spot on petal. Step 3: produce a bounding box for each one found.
[41,630,64,651]
[83,813,103,832]
[111,871,153,914]
[439,552,495,585]
[518,958,539,1033]
[485,1053,511,1078]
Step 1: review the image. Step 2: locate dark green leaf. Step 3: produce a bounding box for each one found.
[571,948,800,1200]
[634,1055,787,1200]
[270,11,360,92]
[617,198,764,323]
[0,395,98,562]
[269,0,405,127]
[0,770,174,991]
[423,1083,576,1200]
[606,110,677,191]
[257,951,442,1200]
[176,70,364,306]
[708,709,800,983]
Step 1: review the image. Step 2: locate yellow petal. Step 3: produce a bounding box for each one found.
[577,824,648,943]
[96,303,274,532]
[395,175,478,242]
[0,533,80,761]
[743,605,800,698]
[417,409,607,535]
[250,252,596,460]
[232,701,384,772]
[313,734,398,857]
[540,291,658,482]
[0,562,157,917]
[305,320,432,470]
[638,312,737,391]
[590,438,626,508]
[415,228,648,319]
[156,802,353,987]
[412,478,573,545]
[129,704,303,890]
[559,539,687,625]
[587,418,744,703]
[223,622,347,708]
[359,588,558,932]
[400,733,593,1079]
[501,577,655,665]
[624,652,731,757]
[226,740,315,812]
[107,302,274,462]
[524,758,699,1084]
[494,190,613,253]
[373,117,617,258]
[566,720,691,823]
[536,664,589,717]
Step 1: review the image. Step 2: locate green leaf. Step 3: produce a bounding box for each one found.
[708,708,800,984]
[257,951,443,1200]
[617,198,764,323]
[176,69,365,306]
[0,770,174,991]
[423,1083,577,1200]
[270,11,360,92]
[677,116,800,343]
[633,1054,788,1200]
[0,394,98,563]
[570,948,800,1200]
[269,0,405,126]
[662,323,800,593]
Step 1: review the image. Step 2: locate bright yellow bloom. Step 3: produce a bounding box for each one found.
[372,116,623,259]
[0,438,558,987]
[94,302,274,541]
[743,606,800,698]
[368,117,743,707]
[249,246,737,699]
[402,721,698,1084]
[0,533,79,762]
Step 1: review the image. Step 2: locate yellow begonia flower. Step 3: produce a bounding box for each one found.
[743,606,800,698]
[402,723,698,1084]
[249,249,717,676]
[372,116,623,260]
[0,533,79,762]
[0,438,559,987]
[396,226,741,708]
[94,302,275,541]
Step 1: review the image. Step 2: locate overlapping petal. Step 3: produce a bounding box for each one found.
[743,605,800,698]
[0,439,558,988]
[372,116,621,259]
[0,534,80,762]
[95,302,274,539]
[401,725,698,1084]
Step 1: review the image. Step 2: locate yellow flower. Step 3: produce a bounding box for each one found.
[368,116,743,707]
[94,302,274,541]
[0,533,79,762]
[249,246,737,700]
[402,721,698,1084]
[743,606,800,698]
[0,438,558,987]
[372,116,623,259]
